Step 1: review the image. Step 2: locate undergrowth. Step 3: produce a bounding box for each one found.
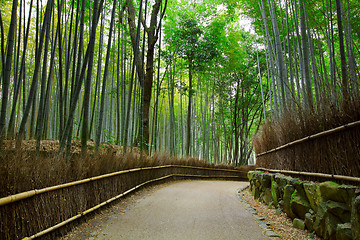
[0,148,236,198]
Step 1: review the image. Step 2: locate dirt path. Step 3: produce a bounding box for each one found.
[62,180,269,240]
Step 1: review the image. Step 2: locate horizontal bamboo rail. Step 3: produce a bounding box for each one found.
[0,165,245,207]
[21,173,241,240]
[256,167,360,183]
[256,119,360,157]
[0,165,166,207]
[172,165,245,173]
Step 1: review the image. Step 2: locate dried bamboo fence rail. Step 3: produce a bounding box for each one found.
[256,119,360,158]
[1,165,248,240]
[0,165,170,207]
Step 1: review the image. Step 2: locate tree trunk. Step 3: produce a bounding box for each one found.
[59,0,104,154]
[89,12,104,138]
[116,8,123,145]
[345,0,357,99]
[126,0,167,153]
[18,0,54,141]
[168,58,175,156]
[260,0,278,116]
[81,0,100,156]
[269,0,289,108]
[335,0,349,105]
[186,59,193,156]
[95,0,116,153]
[57,0,64,137]
[37,5,60,152]
[7,0,34,139]
[233,79,240,164]
[0,10,5,84]
[0,0,18,146]
[299,0,313,110]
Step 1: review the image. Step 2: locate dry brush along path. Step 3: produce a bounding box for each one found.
[62,180,271,240]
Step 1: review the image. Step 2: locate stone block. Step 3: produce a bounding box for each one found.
[314,202,342,240]
[291,189,311,220]
[274,174,290,197]
[320,181,340,202]
[283,184,295,219]
[304,182,321,212]
[259,173,272,189]
[264,188,273,205]
[304,212,315,232]
[293,218,305,230]
[351,195,360,240]
[336,223,353,240]
[247,171,255,181]
[326,200,351,223]
[271,180,279,206]
[319,181,356,206]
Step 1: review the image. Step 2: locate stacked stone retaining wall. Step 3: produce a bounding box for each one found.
[248,171,360,240]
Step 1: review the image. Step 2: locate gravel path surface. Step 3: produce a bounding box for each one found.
[238,189,322,240]
[62,180,269,240]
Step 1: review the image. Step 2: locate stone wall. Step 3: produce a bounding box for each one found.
[248,171,360,240]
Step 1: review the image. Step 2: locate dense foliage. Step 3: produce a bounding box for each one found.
[0,0,358,168]
[247,0,360,175]
[0,0,267,166]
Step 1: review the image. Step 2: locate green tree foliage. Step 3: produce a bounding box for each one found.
[240,0,360,174]
[0,0,272,166]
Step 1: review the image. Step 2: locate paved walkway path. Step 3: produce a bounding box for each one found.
[87,180,269,240]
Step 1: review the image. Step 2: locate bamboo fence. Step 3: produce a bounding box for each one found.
[22,173,240,240]
[256,119,360,158]
[0,165,246,240]
[0,165,245,207]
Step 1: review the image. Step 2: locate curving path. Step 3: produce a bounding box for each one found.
[64,181,269,240]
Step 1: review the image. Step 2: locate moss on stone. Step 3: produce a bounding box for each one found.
[291,189,311,220]
[271,180,279,207]
[304,182,321,212]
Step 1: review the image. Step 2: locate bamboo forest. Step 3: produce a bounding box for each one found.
[0,0,359,168]
[2,0,360,239]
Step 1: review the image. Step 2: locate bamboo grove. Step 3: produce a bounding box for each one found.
[253,1,359,125]
[245,0,360,175]
[0,0,359,167]
[242,0,360,115]
[0,0,265,165]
